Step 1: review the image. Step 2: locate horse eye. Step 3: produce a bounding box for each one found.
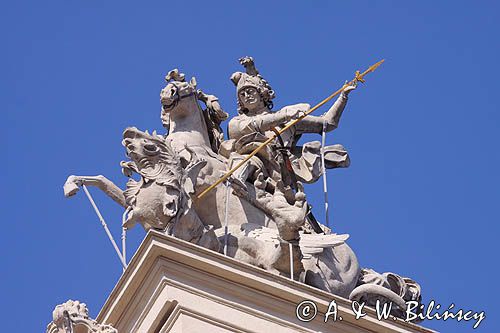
[144,143,156,150]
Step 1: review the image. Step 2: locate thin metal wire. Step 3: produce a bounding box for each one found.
[81,184,127,269]
[223,181,230,256]
[121,207,131,271]
[321,119,330,228]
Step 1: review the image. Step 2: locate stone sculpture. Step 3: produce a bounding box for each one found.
[63,57,422,319]
[46,300,117,333]
[225,56,352,188]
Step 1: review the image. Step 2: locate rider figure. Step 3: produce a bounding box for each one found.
[222,56,355,191]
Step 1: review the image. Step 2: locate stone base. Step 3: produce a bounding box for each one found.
[97,231,434,333]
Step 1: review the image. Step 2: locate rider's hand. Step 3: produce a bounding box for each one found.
[342,82,357,96]
[282,103,310,121]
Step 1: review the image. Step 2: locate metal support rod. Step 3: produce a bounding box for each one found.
[121,207,131,271]
[321,120,330,228]
[81,184,127,269]
[121,227,127,272]
[289,242,294,280]
[223,181,230,256]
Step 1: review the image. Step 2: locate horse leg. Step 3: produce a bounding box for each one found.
[63,175,126,208]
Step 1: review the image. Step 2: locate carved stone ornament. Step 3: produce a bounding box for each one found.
[350,268,423,319]
[46,300,117,333]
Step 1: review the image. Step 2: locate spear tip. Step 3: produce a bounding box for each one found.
[369,59,385,72]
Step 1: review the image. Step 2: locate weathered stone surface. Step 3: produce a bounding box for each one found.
[96,231,433,333]
[60,57,422,321]
[228,56,353,186]
[46,300,117,333]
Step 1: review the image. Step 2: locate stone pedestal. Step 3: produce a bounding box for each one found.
[96,231,433,333]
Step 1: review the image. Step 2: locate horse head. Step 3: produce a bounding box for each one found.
[160,68,228,153]
[160,69,198,121]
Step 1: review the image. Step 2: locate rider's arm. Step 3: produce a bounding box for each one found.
[295,92,349,134]
[296,84,356,134]
[228,112,289,139]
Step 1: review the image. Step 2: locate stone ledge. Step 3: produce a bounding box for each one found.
[97,231,435,333]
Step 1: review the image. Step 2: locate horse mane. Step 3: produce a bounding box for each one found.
[197,90,228,153]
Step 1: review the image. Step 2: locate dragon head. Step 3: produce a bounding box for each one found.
[120,127,206,230]
[122,127,182,184]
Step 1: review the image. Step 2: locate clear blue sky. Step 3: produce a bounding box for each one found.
[2,1,499,332]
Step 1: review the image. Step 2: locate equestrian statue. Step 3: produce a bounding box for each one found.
[63,57,422,319]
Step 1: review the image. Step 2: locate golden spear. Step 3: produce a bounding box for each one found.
[197,59,385,199]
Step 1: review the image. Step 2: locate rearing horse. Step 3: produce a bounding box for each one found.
[63,68,421,313]
[160,69,280,232]
[64,70,361,297]
[159,70,361,296]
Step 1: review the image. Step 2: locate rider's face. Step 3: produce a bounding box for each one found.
[239,87,263,111]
